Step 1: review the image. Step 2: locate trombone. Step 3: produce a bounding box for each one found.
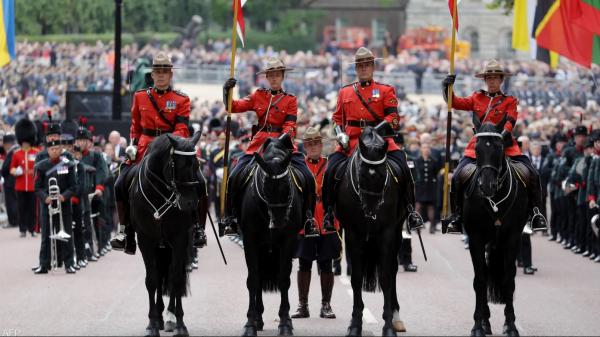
[48,177,70,271]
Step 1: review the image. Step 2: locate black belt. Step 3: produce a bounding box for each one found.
[142,128,173,137]
[346,120,378,128]
[251,124,283,135]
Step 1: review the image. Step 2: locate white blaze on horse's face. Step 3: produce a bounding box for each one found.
[369,168,375,175]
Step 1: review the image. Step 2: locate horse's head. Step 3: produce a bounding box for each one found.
[148,131,202,212]
[254,134,294,228]
[473,114,506,198]
[356,126,389,218]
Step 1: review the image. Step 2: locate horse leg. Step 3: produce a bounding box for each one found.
[379,242,397,337]
[277,251,294,336]
[242,243,259,337]
[256,289,264,331]
[391,278,406,333]
[468,234,488,337]
[503,235,520,337]
[156,281,165,331]
[164,296,176,332]
[144,267,160,337]
[173,296,189,337]
[347,241,364,337]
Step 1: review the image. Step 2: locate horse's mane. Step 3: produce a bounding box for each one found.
[477,122,500,134]
[147,135,172,159]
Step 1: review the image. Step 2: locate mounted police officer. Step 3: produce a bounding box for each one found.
[111,52,204,254]
[219,56,318,236]
[441,59,547,234]
[321,47,424,231]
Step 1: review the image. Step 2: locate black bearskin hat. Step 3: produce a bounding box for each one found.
[15,118,38,146]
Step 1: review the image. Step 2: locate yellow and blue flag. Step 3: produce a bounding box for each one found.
[0,0,15,67]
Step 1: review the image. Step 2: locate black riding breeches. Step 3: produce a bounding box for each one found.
[114,162,132,203]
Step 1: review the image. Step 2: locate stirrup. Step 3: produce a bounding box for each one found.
[110,232,127,251]
[407,204,424,230]
[530,207,547,231]
[441,214,463,234]
[218,216,237,237]
[304,212,320,238]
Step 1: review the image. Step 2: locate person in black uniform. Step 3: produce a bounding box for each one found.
[414,141,442,234]
[546,132,568,242]
[1,134,19,229]
[395,133,418,272]
[33,138,77,274]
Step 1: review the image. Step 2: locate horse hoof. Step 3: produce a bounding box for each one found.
[144,327,160,337]
[278,325,294,336]
[256,318,264,331]
[173,325,189,337]
[242,325,257,337]
[481,319,492,335]
[346,326,362,337]
[158,319,165,331]
[471,326,486,337]
[393,320,406,332]
[164,320,175,332]
[503,323,519,337]
[382,327,397,337]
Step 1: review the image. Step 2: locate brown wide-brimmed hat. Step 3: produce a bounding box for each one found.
[350,47,382,65]
[151,52,179,69]
[302,126,323,142]
[256,57,294,75]
[474,59,512,78]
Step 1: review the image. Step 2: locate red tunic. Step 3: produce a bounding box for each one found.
[451,90,521,158]
[130,87,191,162]
[332,81,401,153]
[10,148,39,192]
[299,157,340,235]
[231,88,297,154]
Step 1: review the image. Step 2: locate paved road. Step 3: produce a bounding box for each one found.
[1,219,600,336]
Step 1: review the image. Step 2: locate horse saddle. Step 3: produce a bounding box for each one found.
[508,159,529,188]
[457,159,529,196]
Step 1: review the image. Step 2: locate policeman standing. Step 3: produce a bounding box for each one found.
[33,136,77,274]
[291,127,340,321]
[220,57,317,236]
[321,47,423,231]
[112,52,201,254]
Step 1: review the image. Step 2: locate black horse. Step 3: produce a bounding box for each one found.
[239,135,305,336]
[335,127,408,337]
[125,132,204,337]
[460,116,529,337]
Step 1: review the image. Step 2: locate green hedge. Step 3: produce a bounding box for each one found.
[17,30,318,52]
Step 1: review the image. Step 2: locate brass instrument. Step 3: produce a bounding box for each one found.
[48,177,70,271]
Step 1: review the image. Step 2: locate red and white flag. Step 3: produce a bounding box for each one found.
[448,0,460,31]
[233,0,247,47]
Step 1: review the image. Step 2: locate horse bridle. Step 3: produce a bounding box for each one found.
[253,165,294,229]
[349,150,389,220]
[474,131,513,213]
[138,148,200,220]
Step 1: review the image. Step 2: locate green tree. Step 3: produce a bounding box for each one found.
[486,0,515,14]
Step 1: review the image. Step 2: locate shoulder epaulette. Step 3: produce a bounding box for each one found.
[377,82,393,87]
[173,89,188,98]
[136,88,149,93]
[257,87,269,92]
[342,82,358,89]
[283,91,296,97]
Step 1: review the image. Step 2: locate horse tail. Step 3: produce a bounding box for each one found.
[486,241,506,304]
[260,244,281,293]
[362,238,380,293]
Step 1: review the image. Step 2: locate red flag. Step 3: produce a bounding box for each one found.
[448,0,459,31]
[233,0,247,47]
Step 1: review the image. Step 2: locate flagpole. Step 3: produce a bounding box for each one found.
[220,0,240,220]
[442,0,458,219]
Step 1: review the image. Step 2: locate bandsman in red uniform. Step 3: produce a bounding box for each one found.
[321,47,424,230]
[441,59,547,234]
[219,57,317,235]
[291,127,341,320]
[112,52,194,253]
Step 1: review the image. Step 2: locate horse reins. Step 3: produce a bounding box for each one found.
[138,148,199,220]
[349,151,389,220]
[475,131,515,213]
[253,166,294,229]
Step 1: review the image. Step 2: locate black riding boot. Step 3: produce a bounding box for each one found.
[304,189,320,237]
[528,176,548,231]
[219,179,239,237]
[111,201,136,254]
[405,181,424,230]
[194,199,208,248]
[320,272,336,319]
[442,187,464,235]
[291,271,311,319]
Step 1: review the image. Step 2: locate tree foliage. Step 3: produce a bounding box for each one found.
[485,0,515,15]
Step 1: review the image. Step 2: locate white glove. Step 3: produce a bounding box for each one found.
[590,200,598,209]
[336,132,350,150]
[125,145,138,161]
[14,166,23,176]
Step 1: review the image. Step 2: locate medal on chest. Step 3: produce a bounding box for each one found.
[28,154,36,162]
[57,165,69,175]
[372,88,380,98]
[166,100,177,110]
